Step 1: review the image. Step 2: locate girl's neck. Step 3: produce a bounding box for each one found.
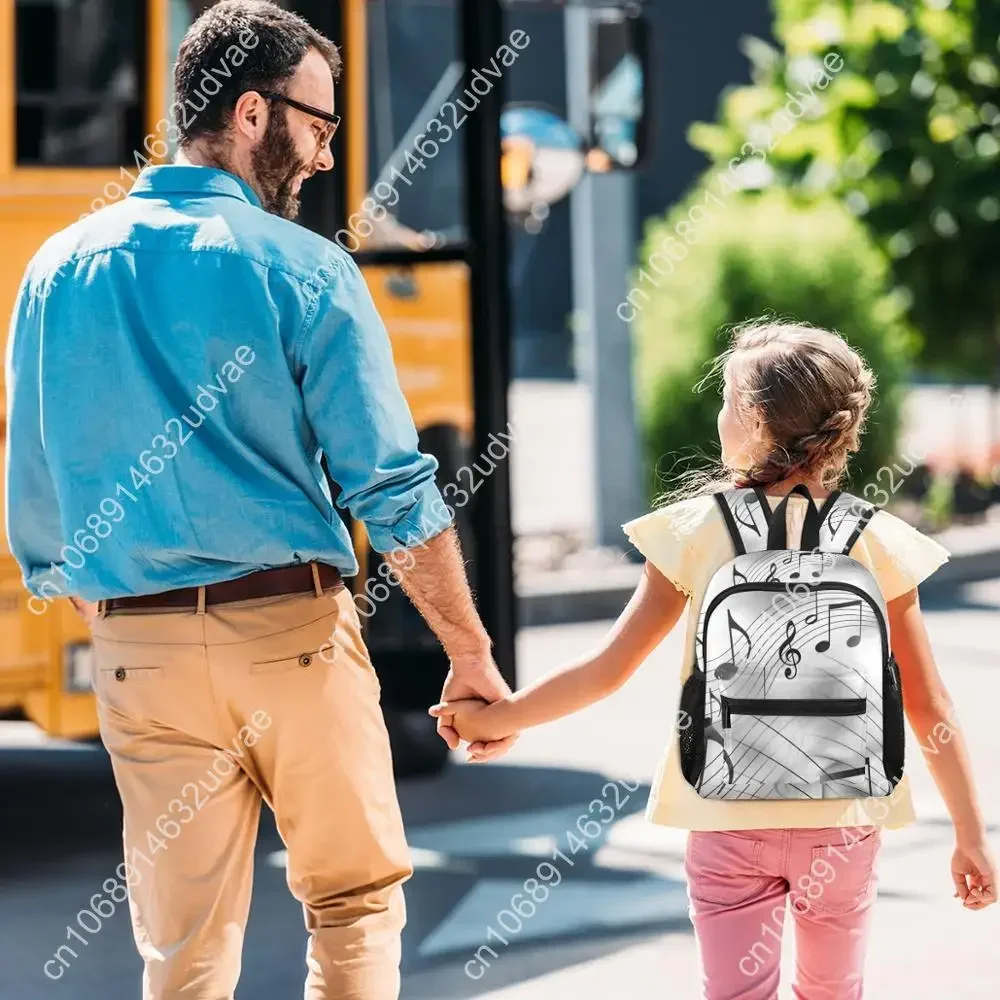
[760,472,829,499]
[744,473,830,500]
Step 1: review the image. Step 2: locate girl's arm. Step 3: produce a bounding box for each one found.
[889,587,996,909]
[432,561,688,740]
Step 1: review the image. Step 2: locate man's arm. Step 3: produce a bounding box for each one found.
[298,251,516,758]
[390,526,490,660]
[391,526,518,758]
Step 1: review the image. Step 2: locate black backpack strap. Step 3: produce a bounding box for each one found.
[765,484,831,551]
[816,491,878,554]
[714,488,771,555]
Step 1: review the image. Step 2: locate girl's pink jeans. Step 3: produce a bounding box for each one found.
[685,826,882,1000]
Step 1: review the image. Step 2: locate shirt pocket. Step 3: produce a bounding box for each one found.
[804,828,881,916]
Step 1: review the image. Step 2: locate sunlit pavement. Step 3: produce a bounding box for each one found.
[1,580,998,999]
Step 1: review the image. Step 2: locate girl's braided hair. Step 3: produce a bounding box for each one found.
[719,319,874,490]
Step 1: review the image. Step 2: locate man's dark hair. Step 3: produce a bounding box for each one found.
[173,0,341,146]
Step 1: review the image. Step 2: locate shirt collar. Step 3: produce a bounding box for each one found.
[128,165,262,209]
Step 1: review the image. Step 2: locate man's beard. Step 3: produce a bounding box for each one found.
[250,110,310,220]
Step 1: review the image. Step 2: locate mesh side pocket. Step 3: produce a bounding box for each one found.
[882,655,905,787]
[678,667,706,789]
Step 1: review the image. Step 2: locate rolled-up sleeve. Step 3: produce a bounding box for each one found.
[297,252,452,552]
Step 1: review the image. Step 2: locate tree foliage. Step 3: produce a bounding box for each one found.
[689,0,1000,379]
[634,188,914,499]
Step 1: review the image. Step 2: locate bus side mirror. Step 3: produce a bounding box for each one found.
[584,8,651,172]
[498,4,652,228]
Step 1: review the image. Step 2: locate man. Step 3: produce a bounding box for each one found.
[5,2,514,997]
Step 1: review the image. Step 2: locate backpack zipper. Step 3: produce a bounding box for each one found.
[701,581,888,669]
[721,696,867,729]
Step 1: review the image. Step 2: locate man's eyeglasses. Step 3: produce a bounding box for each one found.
[256,90,342,147]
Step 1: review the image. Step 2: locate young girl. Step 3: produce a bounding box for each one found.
[431,321,997,999]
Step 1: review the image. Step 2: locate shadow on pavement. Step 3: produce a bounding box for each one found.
[0,743,692,1000]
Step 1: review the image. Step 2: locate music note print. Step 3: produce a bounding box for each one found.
[814,600,862,653]
[785,551,823,580]
[734,497,761,537]
[715,611,751,681]
[764,562,779,583]
[733,565,748,586]
[805,588,819,625]
[778,619,802,680]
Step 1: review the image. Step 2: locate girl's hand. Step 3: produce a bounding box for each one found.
[951,839,997,910]
[429,697,515,747]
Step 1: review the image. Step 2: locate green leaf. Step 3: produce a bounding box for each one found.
[916,8,971,50]
[688,122,735,158]
[830,72,880,108]
[844,2,908,47]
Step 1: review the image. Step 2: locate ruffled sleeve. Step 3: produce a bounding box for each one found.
[622,495,718,599]
[860,510,950,602]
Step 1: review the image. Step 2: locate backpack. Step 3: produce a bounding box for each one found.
[678,484,905,801]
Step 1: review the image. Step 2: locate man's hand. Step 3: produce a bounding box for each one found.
[387,527,520,762]
[437,653,518,762]
[69,596,99,627]
[429,696,514,745]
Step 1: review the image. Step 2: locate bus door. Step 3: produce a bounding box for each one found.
[293,0,515,776]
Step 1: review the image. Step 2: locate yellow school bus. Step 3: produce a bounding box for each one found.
[1,0,648,772]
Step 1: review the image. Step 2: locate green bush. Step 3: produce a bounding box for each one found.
[631,186,916,500]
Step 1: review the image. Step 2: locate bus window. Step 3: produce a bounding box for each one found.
[15,0,147,167]
[362,0,465,251]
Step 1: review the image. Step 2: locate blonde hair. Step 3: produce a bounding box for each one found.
[656,319,875,502]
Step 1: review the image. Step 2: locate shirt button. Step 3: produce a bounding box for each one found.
[298,654,312,667]
[114,667,127,682]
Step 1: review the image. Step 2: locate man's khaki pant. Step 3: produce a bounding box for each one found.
[90,582,412,1000]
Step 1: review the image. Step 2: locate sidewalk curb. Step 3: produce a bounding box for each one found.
[517,546,1000,628]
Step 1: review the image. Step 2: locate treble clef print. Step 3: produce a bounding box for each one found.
[778,619,801,680]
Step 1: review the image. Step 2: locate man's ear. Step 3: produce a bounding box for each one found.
[232,91,267,140]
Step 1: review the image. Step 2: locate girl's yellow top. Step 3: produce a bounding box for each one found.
[623,492,950,831]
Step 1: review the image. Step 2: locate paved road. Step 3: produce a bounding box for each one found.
[1,579,998,999]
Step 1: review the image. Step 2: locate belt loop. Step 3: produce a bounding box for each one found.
[310,561,324,598]
[97,598,108,619]
[196,586,206,615]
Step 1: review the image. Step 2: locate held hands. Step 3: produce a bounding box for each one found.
[434,648,519,762]
[429,697,514,747]
[951,838,997,910]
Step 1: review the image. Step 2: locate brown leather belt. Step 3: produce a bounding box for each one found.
[101,562,344,614]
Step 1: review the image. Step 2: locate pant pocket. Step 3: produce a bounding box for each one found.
[801,828,880,916]
[686,831,769,907]
[250,647,332,674]
[92,640,166,722]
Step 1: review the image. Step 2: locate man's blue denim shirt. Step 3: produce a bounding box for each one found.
[5,165,451,600]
